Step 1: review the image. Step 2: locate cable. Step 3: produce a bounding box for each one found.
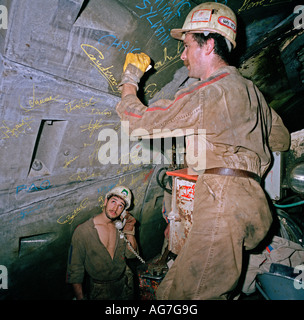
[274,200,304,208]
[276,209,304,246]
[156,167,172,194]
[118,230,146,264]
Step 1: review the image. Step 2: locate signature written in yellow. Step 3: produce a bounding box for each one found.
[20,84,61,112]
[0,117,33,139]
[238,0,292,13]
[154,42,183,74]
[80,119,115,138]
[69,171,102,182]
[90,108,112,117]
[81,44,119,93]
[144,83,170,100]
[57,198,89,225]
[63,155,79,169]
[64,96,100,114]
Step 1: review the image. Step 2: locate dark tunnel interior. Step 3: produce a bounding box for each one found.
[0,0,304,301]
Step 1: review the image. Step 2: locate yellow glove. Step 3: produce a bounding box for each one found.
[118,53,151,91]
[123,53,151,73]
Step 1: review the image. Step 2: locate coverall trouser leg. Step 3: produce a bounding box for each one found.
[156,174,273,300]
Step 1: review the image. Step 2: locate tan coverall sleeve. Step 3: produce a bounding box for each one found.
[115,90,201,137]
[268,108,290,152]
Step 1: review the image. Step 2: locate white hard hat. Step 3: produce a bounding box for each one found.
[171,2,237,48]
[105,186,132,209]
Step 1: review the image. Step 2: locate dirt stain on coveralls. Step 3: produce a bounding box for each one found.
[245,224,256,240]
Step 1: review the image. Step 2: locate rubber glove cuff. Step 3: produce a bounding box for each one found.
[118,64,143,91]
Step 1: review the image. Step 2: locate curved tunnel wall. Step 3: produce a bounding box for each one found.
[0,0,302,299]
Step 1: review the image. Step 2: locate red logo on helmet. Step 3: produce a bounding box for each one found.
[191,9,212,23]
[218,16,236,33]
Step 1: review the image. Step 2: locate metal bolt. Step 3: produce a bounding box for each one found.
[32,159,43,171]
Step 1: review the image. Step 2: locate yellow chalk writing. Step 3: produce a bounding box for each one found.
[144,83,170,100]
[63,155,79,168]
[154,42,183,74]
[80,118,115,138]
[64,96,100,113]
[81,44,119,93]
[0,117,33,139]
[20,84,61,112]
[57,198,89,225]
[238,0,292,13]
[69,171,102,182]
[90,108,112,117]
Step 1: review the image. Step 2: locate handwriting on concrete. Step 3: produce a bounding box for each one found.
[0,117,33,140]
[98,34,141,54]
[81,44,119,93]
[20,84,61,112]
[9,202,48,223]
[134,0,191,46]
[57,198,89,225]
[16,180,52,195]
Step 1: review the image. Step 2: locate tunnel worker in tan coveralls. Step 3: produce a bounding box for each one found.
[116,2,290,300]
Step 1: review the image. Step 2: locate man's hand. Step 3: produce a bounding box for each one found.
[118,53,151,91]
[72,283,84,300]
[122,213,136,234]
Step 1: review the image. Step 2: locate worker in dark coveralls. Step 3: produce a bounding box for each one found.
[66,186,138,300]
[115,2,290,299]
